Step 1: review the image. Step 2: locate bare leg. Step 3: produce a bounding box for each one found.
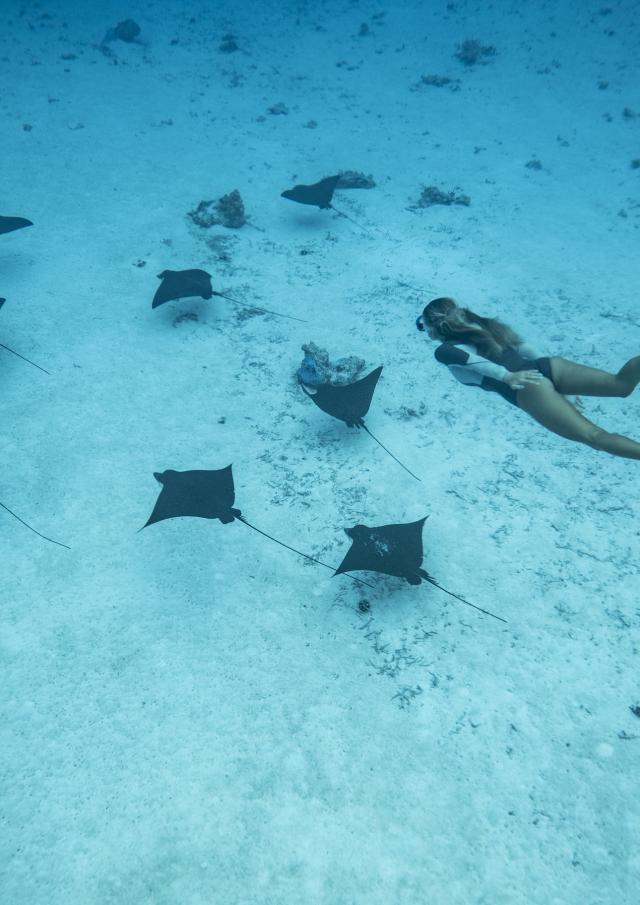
[550,355,640,397]
[516,377,640,460]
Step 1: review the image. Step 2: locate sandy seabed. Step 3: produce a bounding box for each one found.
[1,1,639,903]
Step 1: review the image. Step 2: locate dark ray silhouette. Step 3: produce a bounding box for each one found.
[336,519,506,623]
[300,366,381,427]
[299,366,421,481]
[281,175,369,231]
[152,269,307,322]
[0,216,33,235]
[152,269,213,308]
[281,176,340,209]
[142,465,373,588]
[144,466,239,526]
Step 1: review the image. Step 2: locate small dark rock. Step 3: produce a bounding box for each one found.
[173,311,199,326]
[393,403,426,420]
[303,119,318,129]
[358,599,371,613]
[219,33,239,53]
[205,234,235,264]
[188,190,246,229]
[297,342,366,387]
[110,19,141,43]
[455,38,497,66]
[525,159,543,170]
[215,190,246,228]
[631,704,640,718]
[189,200,218,228]
[418,73,461,91]
[337,170,376,189]
[415,185,470,207]
[268,101,289,115]
[631,159,640,169]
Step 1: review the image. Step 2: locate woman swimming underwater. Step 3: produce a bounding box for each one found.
[417,297,640,460]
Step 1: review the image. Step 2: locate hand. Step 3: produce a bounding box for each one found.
[504,370,545,390]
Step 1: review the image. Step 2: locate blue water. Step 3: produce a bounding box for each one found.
[2,1,639,902]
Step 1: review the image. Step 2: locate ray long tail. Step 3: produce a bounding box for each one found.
[237,516,375,589]
[0,342,50,374]
[213,292,308,323]
[361,425,421,482]
[329,205,373,234]
[425,576,507,623]
[0,501,70,548]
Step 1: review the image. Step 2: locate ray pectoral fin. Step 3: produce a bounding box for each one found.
[280,175,340,209]
[0,216,33,235]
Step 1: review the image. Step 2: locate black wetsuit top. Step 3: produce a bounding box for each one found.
[434,342,553,406]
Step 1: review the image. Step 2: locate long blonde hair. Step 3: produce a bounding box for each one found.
[422,297,522,360]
